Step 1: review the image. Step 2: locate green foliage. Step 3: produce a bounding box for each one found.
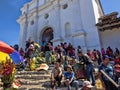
[29,46,47,70]
[35,56,46,68]
[39,52,45,57]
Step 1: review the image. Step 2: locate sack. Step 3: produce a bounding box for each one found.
[95,75,106,90]
[95,79,103,90]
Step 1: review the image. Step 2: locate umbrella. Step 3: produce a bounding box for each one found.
[0,51,12,63]
[0,41,23,64]
[9,51,24,64]
[0,41,14,54]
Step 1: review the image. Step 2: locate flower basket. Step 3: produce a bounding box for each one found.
[0,59,16,90]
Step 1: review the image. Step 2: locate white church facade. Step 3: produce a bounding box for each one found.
[18,0,119,51]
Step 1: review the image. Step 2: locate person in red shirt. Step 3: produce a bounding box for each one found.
[114,56,120,65]
[87,49,95,61]
[101,48,105,58]
[114,56,120,84]
[106,46,113,57]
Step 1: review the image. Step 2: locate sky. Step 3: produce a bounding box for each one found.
[0,0,120,46]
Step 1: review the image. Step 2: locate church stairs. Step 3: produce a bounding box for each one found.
[17,66,53,90]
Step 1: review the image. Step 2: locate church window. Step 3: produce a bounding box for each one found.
[31,20,34,25]
[62,4,68,9]
[44,13,49,19]
[65,22,71,37]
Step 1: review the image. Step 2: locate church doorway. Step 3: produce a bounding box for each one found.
[42,27,53,44]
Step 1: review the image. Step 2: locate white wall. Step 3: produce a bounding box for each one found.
[37,2,62,45]
[100,28,120,50]
[18,18,28,49]
[60,0,84,45]
[38,0,45,6]
[18,0,102,51]
[79,0,101,51]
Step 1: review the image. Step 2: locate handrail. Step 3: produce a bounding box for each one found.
[100,70,119,88]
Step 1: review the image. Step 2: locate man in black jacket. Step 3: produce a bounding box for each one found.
[78,51,95,86]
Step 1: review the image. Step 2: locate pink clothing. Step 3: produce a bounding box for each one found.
[114,58,120,64]
[101,49,105,56]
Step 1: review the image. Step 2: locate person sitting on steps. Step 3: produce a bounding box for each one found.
[64,65,79,90]
[50,62,62,89]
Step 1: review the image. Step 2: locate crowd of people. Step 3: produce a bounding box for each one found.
[12,39,120,90]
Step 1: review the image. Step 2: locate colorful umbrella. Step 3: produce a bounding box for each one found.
[0,41,23,64]
[9,51,24,64]
[0,51,12,63]
[0,41,14,54]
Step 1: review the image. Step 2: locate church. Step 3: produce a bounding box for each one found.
[17,0,120,51]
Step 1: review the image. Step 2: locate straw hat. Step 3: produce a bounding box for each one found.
[36,63,49,71]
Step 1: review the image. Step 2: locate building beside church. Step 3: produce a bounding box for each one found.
[18,0,117,51]
[96,12,120,49]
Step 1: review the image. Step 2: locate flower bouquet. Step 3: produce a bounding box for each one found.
[0,58,16,90]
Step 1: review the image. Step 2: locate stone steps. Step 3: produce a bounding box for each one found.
[17,65,53,89]
[16,65,85,90]
[0,64,97,90]
[19,85,47,90]
[16,65,97,90]
[16,70,51,75]
[19,85,79,90]
[16,74,50,80]
[17,73,50,88]
[20,79,50,85]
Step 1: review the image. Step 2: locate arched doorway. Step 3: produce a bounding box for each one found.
[42,27,53,44]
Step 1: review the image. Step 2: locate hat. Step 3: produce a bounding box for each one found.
[83,81,93,88]
[36,63,49,71]
[103,55,111,60]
